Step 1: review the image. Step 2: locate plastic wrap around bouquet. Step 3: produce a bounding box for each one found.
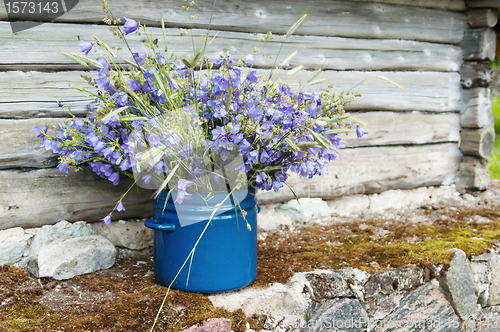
[34,15,367,292]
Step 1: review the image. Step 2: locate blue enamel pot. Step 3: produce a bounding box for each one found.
[144,188,258,293]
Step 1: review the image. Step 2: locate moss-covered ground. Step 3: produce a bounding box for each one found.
[1,200,499,331]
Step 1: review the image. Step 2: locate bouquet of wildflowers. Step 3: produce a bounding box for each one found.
[34,15,366,225]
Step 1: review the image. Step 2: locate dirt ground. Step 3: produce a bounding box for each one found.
[1,183,500,332]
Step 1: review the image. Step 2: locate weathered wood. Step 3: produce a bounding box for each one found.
[0,118,62,169]
[0,0,467,44]
[0,70,461,118]
[460,28,497,61]
[458,156,490,191]
[1,113,460,169]
[0,167,153,230]
[257,143,462,203]
[0,22,464,72]
[460,88,494,128]
[345,0,466,11]
[465,0,500,8]
[460,126,495,158]
[460,61,493,88]
[467,8,499,27]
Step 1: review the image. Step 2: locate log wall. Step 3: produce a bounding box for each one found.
[0,0,494,229]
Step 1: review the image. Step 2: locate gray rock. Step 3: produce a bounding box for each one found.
[364,267,424,298]
[182,318,232,332]
[488,254,500,306]
[471,253,493,307]
[304,298,369,332]
[307,268,370,300]
[275,198,331,224]
[29,220,97,257]
[92,219,153,250]
[441,249,479,319]
[28,235,116,280]
[365,292,404,321]
[0,227,33,266]
[375,284,461,332]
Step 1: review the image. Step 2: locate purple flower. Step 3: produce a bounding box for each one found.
[128,79,141,91]
[175,178,193,204]
[133,52,146,66]
[247,70,258,83]
[122,17,138,35]
[244,54,254,66]
[108,172,120,185]
[212,126,226,139]
[96,58,110,77]
[233,67,242,76]
[116,202,125,212]
[78,40,93,55]
[356,126,368,138]
[101,215,112,226]
[142,174,152,184]
[33,126,47,138]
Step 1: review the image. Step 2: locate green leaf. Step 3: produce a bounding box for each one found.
[307,69,322,83]
[101,106,129,122]
[93,36,115,57]
[286,12,310,38]
[309,78,326,85]
[287,65,303,76]
[376,75,405,90]
[348,115,366,127]
[280,50,298,67]
[322,128,350,135]
[285,137,300,152]
[121,116,149,121]
[60,51,89,67]
[161,16,166,40]
[70,53,104,68]
[296,141,322,150]
[306,127,340,152]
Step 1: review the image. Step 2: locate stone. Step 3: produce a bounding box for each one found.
[27,235,116,280]
[275,198,331,224]
[182,318,232,332]
[488,254,500,306]
[471,253,493,307]
[28,220,97,257]
[303,298,369,332]
[92,220,153,250]
[257,204,293,231]
[306,268,370,300]
[375,284,461,332]
[364,267,424,298]
[365,292,404,321]
[0,227,33,266]
[209,273,313,330]
[441,249,479,319]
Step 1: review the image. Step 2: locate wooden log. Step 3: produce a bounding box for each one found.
[257,143,462,204]
[460,126,495,158]
[0,22,464,72]
[458,156,490,191]
[460,88,494,128]
[344,0,466,11]
[0,70,461,118]
[465,0,500,8]
[0,143,461,228]
[0,167,153,230]
[0,0,467,44]
[1,113,460,169]
[467,8,499,27]
[460,28,497,61]
[460,61,493,88]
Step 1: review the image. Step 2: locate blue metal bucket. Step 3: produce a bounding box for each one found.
[144,189,258,293]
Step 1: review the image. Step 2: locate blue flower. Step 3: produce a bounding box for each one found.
[32,126,47,138]
[133,52,146,66]
[116,202,125,212]
[244,54,254,66]
[175,178,193,204]
[356,126,368,138]
[78,40,93,55]
[128,79,141,92]
[122,17,138,35]
[101,215,112,226]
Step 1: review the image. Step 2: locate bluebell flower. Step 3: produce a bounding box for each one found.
[108,172,120,185]
[142,174,152,184]
[356,126,368,138]
[133,52,146,66]
[128,79,141,92]
[244,54,254,66]
[33,126,47,138]
[101,215,112,226]
[175,178,193,204]
[78,40,92,55]
[122,17,138,35]
[116,202,125,212]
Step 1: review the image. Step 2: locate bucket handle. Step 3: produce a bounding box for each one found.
[144,219,175,232]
